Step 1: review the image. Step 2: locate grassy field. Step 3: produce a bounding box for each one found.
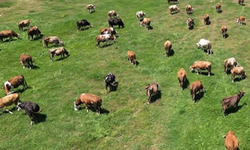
[0,0,250,149]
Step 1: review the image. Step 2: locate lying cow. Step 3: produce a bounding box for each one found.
[99,27,118,37]
[164,40,172,57]
[20,53,33,69]
[140,18,151,30]
[76,19,93,30]
[27,26,42,40]
[42,36,64,47]
[136,11,146,21]
[204,14,210,25]
[108,18,124,28]
[0,93,21,114]
[105,72,116,92]
[0,30,20,42]
[108,10,119,18]
[221,91,244,116]
[169,5,180,15]
[223,131,239,150]
[186,18,194,30]
[236,16,245,25]
[18,19,30,31]
[238,0,244,5]
[190,80,205,102]
[231,66,246,82]
[216,3,222,13]
[17,101,43,125]
[127,51,137,66]
[224,57,239,74]
[95,34,116,48]
[145,82,159,104]
[221,25,228,38]
[3,75,28,95]
[177,68,187,90]
[189,61,212,76]
[167,0,179,4]
[196,38,213,54]
[74,93,102,115]
[48,47,69,61]
[186,5,194,14]
[86,4,95,13]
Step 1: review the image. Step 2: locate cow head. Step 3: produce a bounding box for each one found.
[74,101,81,111]
[196,42,201,48]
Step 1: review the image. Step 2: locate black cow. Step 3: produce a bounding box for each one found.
[105,72,116,92]
[108,18,124,28]
[76,19,93,30]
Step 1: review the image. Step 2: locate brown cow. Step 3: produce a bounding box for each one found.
[127,51,137,66]
[190,80,205,102]
[204,14,210,25]
[164,40,172,57]
[238,0,244,6]
[3,75,28,95]
[18,19,30,31]
[42,36,64,47]
[86,4,95,13]
[216,3,221,13]
[95,34,116,48]
[145,82,159,104]
[20,54,33,69]
[231,66,246,82]
[140,18,151,30]
[224,57,239,74]
[74,93,102,115]
[27,26,42,40]
[189,61,212,76]
[0,93,21,114]
[177,68,187,90]
[223,131,239,150]
[236,16,245,25]
[186,5,194,14]
[0,30,20,42]
[108,10,119,18]
[48,47,69,61]
[169,5,180,15]
[221,91,244,116]
[99,27,118,37]
[221,25,228,38]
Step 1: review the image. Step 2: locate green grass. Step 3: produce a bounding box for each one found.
[0,0,250,149]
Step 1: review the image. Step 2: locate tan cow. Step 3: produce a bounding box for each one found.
[177,68,187,90]
[127,51,137,66]
[86,4,95,13]
[0,93,21,114]
[145,82,159,104]
[190,80,205,102]
[20,54,33,69]
[18,19,30,31]
[164,40,172,57]
[0,30,20,42]
[223,131,239,150]
[189,61,212,76]
[3,75,28,95]
[42,36,64,47]
[236,16,245,25]
[27,26,42,40]
[204,14,210,25]
[221,25,228,38]
[231,66,246,82]
[224,57,239,74]
[186,5,194,14]
[48,47,69,61]
[216,3,221,13]
[140,18,151,30]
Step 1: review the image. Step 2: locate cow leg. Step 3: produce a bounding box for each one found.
[84,104,89,112]
[5,107,13,114]
[232,74,235,82]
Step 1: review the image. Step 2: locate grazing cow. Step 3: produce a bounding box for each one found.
[238,0,244,5]
[105,72,116,92]
[190,80,205,102]
[96,34,116,47]
[42,36,64,47]
[48,47,69,61]
[20,54,33,69]
[169,5,180,15]
[74,93,102,115]
[108,18,124,28]
[167,0,179,4]
[216,3,221,13]
[231,66,246,82]
[164,40,172,57]
[17,19,30,31]
[136,11,146,21]
[236,16,245,25]
[127,51,137,66]
[186,5,194,14]
[17,101,43,125]
[190,61,212,76]
[0,93,21,114]
[177,68,187,90]
[145,82,159,104]
[221,25,228,38]
[108,10,119,18]
[224,57,239,74]
[140,18,151,30]
[27,26,42,40]
[76,19,93,30]
[3,75,28,95]
[223,131,239,150]
[186,18,194,30]
[99,27,118,37]
[221,91,245,116]
[0,30,20,42]
[204,14,210,25]
[86,4,95,13]
[196,38,213,54]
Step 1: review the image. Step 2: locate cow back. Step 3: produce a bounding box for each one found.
[0,93,20,107]
[224,131,239,150]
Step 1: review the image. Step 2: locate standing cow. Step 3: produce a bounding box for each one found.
[236,16,245,25]
[196,38,213,54]
[190,80,205,102]
[48,47,69,61]
[27,26,42,40]
[221,91,244,116]
[0,93,21,114]
[127,51,137,66]
[224,57,239,74]
[231,66,246,82]
[20,54,33,69]
[76,19,93,30]
[108,10,119,18]
[18,19,30,31]
[221,25,228,38]
[105,72,116,92]
[3,75,28,95]
[216,3,222,13]
[86,4,95,13]
[169,5,180,15]
[95,34,116,48]
[0,30,20,42]
[164,40,172,57]
[177,68,187,90]
[190,61,212,76]
[186,18,194,30]
[204,14,210,25]
[186,5,194,14]
[140,18,151,30]
[108,18,124,28]
[42,36,64,47]
[145,82,159,104]
[99,27,118,37]
[136,11,146,21]
[223,131,239,150]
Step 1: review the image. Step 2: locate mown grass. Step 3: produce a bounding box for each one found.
[0,0,250,149]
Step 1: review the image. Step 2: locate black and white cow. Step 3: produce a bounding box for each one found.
[105,72,117,92]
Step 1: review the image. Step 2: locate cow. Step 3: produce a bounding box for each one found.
[99,27,118,37]
[17,101,43,125]
[169,5,180,15]
[0,93,21,114]
[27,26,42,40]
[3,75,28,95]
[74,93,102,115]
[221,91,245,116]
[223,131,239,150]
[145,82,159,104]
[186,5,194,14]
[224,57,239,74]
[42,36,64,47]
[108,18,124,28]
[48,47,69,61]
[196,38,213,54]
[236,16,245,25]
[86,4,95,13]
[20,54,33,69]
[238,0,244,6]
[108,10,119,18]
[190,61,212,76]
[231,66,246,82]
[0,30,20,42]
[216,3,222,13]
[190,80,205,102]
[105,72,116,92]
[127,51,137,66]
[204,14,210,25]
[96,34,116,47]
[167,0,179,4]
[164,40,172,57]
[17,19,30,31]
[76,19,93,30]
[186,18,194,30]
[140,18,151,30]
[136,11,146,21]
[177,68,187,90]
[221,25,228,38]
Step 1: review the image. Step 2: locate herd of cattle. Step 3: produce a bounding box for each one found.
[0,0,247,149]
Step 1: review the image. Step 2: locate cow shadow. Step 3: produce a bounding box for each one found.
[79,27,91,31]
[224,103,247,116]
[33,34,44,40]
[100,108,110,114]
[183,78,190,90]
[55,55,70,61]
[100,43,115,48]
[147,26,153,30]
[205,21,211,25]
[188,26,194,30]
[2,39,18,42]
[31,65,40,69]
[241,22,246,25]
[36,113,47,124]
[109,81,119,92]
[200,72,215,76]
[150,90,162,103]
[233,76,246,82]
[135,61,139,66]
[224,34,229,39]
[217,10,222,13]
[194,91,205,102]
[168,49,175,57]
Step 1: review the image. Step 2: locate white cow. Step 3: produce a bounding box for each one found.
[136,11,146,20]
[196,38,213,54]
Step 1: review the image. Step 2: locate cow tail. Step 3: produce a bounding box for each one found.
[34,108,43,114]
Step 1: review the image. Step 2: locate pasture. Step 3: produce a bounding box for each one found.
[0,0,250,149]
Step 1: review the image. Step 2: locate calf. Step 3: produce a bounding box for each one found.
[231,66,246,82]
[108,18,124,28]
[186,18,194,30]
[86,4,95,13]
[190,80,205,102]
[238,0,244,5]
[42,36,64,47]
[48,47,69,61]
[74,93,102,115]
[190,61,212,76]
[236,16,245,25]
[136,11,146,21]
[127,51,137,66]
[204,14,210,25]
[17,101,43,125]
[145,82,159,104]
[196,38,213,54]
[0,30,20,42]
[186,5,194,14]
[169,5,180,15]
[163,40,172,57]
[167,0,179,4]
[27,26,42,40]
[108,10,119,18]
[177,68,187,90]
[20,54,33,69]
[3,75,28,95]
[95,34,116,48]
[105,72,116,92]
[0,93,21,114]
[224,57,239,74]
[221,25,228,38]
[18,19,30,31]
[216,3,221,13]
[76,19,93,30]
[221,91,244,116]
[99,27,118,37]
[140,18,151,30]
[223,131,239,150]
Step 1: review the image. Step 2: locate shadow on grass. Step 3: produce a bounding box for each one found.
[224,103,247,116]
[110,81,118,92]
[36,113,47,124]
[183,78,190,90]
[150,90,162,104]
[200,72,215,76]
[55,55,70,61]
[194,91,205,102]
[233,76,246,82]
